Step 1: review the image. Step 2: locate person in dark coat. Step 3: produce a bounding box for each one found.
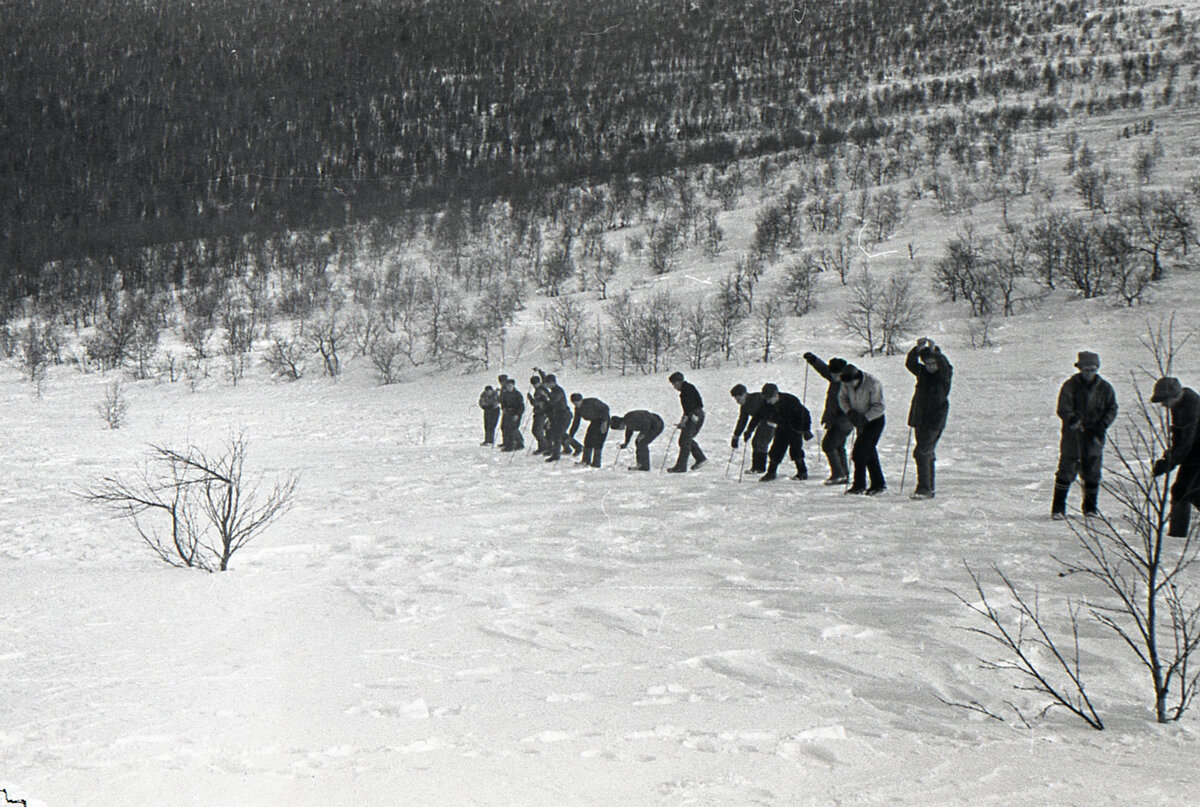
[906,338,953,499]
[498,377,525,452]
[1052,351,1118,519]
[1151,376,1200,537]
[541,374,573,462]
[838,364,887,495]
[568,393,611,468]
[804,352,852,485]
[747,383,813,481]
[479,385,501,446]
[667,371,706,472]
[610,410,665,471]
[730,384,776,474]
[528,373,550,454]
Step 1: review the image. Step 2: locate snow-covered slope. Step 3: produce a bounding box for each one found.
[2,269,1199,806]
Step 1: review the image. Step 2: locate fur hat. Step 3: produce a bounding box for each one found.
[828,357,848,374]
[918,346,937,363]
[1075,351,1101,370]
[839,364,862,382]
[668,371,685,384]
[730,384,748,397]
[761,382,779,398]
[1150,376,1183,403]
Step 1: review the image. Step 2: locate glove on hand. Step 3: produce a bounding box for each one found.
[804,431,814,441]
[803,352,816,362]
[1153,458,1170,477]
[731,437,739,449]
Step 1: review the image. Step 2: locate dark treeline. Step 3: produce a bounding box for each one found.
[1,0,1100,302]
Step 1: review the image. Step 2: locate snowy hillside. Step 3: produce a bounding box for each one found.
[2,266,1200,806]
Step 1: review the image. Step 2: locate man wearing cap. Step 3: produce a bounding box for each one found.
[478,384,501,446]
[610,410,665,471]
[804,352,853,485]
[668,371,707,472]
[747,383,813,481]
[528,373,550,454]
[838,364,887,495]
[541,374,573,462]
[906,338,954,499]
[1150,377,1200,537]
[498,376,526,452]
[1052,351,1118,519]
[568,393,611,468]
[730,384,776,475]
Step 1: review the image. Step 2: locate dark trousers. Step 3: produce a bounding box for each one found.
[1055,429,1104,491]
[672,410,706,470]
[821,420,853,480]
[851,415,886,489]
[580,419,610,468]
[633,417,664,470]
[501,411,524,450]
[913,417,946,494]
[1169,461,1200,537]
[749,423,775,472]
[532,411,548,452]
[546,414,571,460]
[483,408,500,444]
[767,426,807,476]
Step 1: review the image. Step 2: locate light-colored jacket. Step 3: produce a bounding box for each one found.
[838,372,885,422]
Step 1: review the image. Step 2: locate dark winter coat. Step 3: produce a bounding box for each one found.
[528,384,548,413]
[1057,373,1118,440]
[616,410,664,443]
[732,392,769,440]
[906,346,953,430]
[677,381,704,420]
[479,388,500,410]
[569,397,611,438]
[1162,387,1200,470]
[748,392,812,437]
[545,385,572,427]
[805,354,851,428]
[500,387,525,416]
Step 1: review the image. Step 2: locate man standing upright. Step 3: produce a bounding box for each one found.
[541,374,573,463]
[906,338,953,499]
[499,376,525,452]
[730,384,776,475]
[804,352,852,486]
[1150,376,1200,537]
[610,410,665,471]
[568,393,611,468]
[1052,351,1118,519]
[668,371,706,473]
[838,364,887,495]
[479,384,501,446]
[748,383,813,482]
[528,373,550,454]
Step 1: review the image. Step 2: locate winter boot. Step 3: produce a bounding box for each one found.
[590,448,603,469]
[1082,484,1100,517]
[1051,484,1070,521]
[759,468,778,481]
[750,452,769,474]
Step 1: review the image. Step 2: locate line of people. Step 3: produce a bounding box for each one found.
[476,345,1200,533]
[478,339,954,500]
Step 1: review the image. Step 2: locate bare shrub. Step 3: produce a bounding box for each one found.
[96,380,128,429]
[83,435,298,572]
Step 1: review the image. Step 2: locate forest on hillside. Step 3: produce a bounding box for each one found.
[0,0,1142,290]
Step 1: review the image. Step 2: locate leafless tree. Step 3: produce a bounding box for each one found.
[83,435,298,572]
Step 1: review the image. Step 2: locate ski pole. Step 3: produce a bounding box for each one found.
[611,443,624,470]
[661,424,680,472]
[899,427,913,494]
[802,361,810,406]
[737,442,748,482]
[724,446,736,478]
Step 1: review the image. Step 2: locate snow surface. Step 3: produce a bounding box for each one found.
[3,288,1200,806]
